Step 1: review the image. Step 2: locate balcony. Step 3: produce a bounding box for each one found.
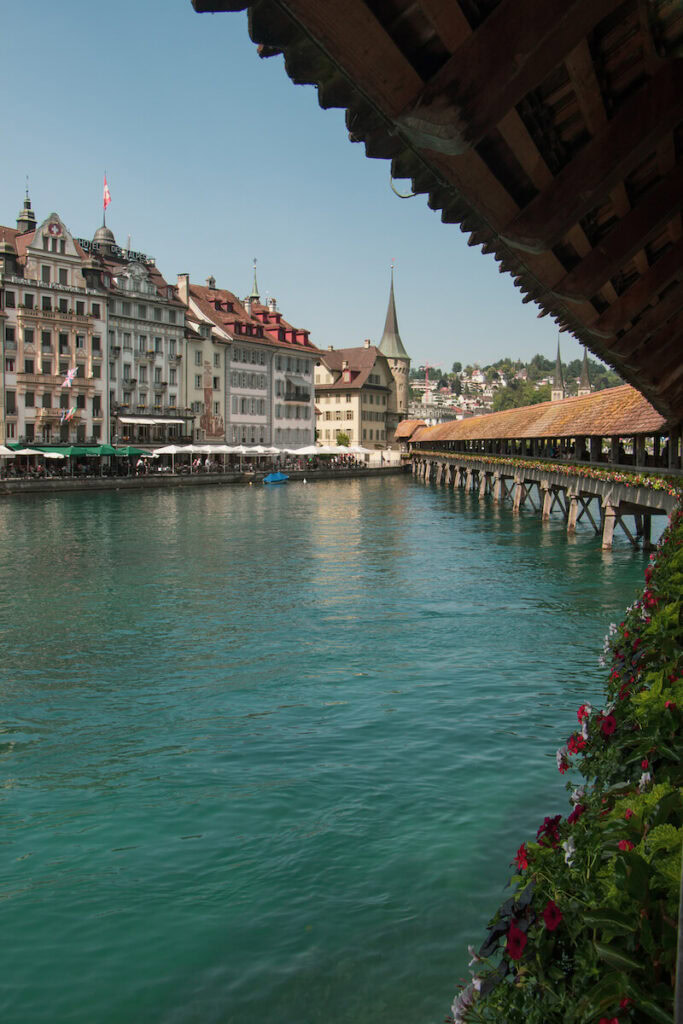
[283,391,311,403]
[19,308,90,325]
[109,345,121,357]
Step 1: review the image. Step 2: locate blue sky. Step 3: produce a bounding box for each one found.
[1,0,591,371]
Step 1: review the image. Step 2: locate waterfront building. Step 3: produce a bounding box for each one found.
[315,341,395,447]
[0,199,108,445]
[75,225,191,447]
[314,271,412,447]
[176,272,318,446]
[377,268,411,440]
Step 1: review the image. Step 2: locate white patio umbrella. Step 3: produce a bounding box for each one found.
[0,444,15,457]
[155,443,183,473]
[12,447,43,456]
[42,452,66,459]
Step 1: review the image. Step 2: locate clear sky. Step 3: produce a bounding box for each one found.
[1,0,593,372]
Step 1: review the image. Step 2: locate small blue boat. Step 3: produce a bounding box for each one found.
[263,471,289,485]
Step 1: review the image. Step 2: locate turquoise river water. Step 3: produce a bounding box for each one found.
[0,476,651,1024]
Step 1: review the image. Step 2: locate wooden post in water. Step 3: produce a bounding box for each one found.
[567,492,579,533]
[541,484,553,521]
[602,503,616,550]
[512,473,523,513]
[492,472,502,502]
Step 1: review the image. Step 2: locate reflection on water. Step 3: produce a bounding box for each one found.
[0,478,648,1024]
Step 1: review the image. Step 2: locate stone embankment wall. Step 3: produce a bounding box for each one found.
[0,465,408,497]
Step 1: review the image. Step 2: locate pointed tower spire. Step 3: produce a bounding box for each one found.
[16,178,37,234]
[248,257,260,302]
[577,347,591,397]
[379,264,408,358]
[551,338,565,402]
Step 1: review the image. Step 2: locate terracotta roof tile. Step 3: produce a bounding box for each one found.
[189,284,319,354]
[318,345,390,391]
[395,418,427,439]
[412,386,666,443]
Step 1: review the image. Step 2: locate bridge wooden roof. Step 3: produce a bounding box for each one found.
[192,0,683,425]
[410,385,665,442]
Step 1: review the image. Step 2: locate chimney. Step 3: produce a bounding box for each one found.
[176,273,189,303]
[244,298,252,316]
[342,360,349,370]
[328,345,334,351]
[364,338,371,348]
[268,297,277,312]
[206,275,216,289]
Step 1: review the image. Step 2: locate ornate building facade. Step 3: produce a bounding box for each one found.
[0,200,108,445]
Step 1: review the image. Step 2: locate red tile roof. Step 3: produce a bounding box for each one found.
[411,386,667,443]
[189,284,319,354]
[317,345,389,391]
[395,418,427,439]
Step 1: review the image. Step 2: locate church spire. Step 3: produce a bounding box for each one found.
[16,179,36,234]
[551,338,565,402]
[378,264,408,359]
[248,257,260,302]
[577,347,591,397]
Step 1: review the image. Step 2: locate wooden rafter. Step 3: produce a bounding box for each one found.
[550,162,683,303]
[502,61,683,253]
[592,239,683,335]
[395,0,623,153]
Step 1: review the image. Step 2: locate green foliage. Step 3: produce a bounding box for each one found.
[492,380,551,411]
[335,431,350,446]
[452,503,683,1024]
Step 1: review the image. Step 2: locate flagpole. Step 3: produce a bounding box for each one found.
[103,169,107,228]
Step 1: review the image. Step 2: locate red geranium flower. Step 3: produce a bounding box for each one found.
[618,839,634,852]
[601,714,617,736]
[620,997,631,1008]
[641,758,649,769]
[624,808,633,820]
[567,803,585,824]
[542,900,562,931]
[567,734,586,755]
[599,1018,619,1024]
[665,700,677,710]
[577,704,591,723]
[506,921,527,961]
[536,815,562,848]
[513,843,528,871]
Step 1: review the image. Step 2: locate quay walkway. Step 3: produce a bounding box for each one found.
[0,464,407,497]
[407,386,681,550]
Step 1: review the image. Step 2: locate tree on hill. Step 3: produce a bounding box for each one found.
[451,361,462,374]
[492,379,551,411]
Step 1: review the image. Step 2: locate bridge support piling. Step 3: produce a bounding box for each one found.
[567,492,579,533]
[492,472,502,503]
[541,485,552,521]
[602,504,616,550]
[436,463,443,485]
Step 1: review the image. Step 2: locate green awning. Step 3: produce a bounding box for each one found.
[114,446,153,457]
[84,444,118,457]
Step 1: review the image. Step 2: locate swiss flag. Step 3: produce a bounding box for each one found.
[103,175,112,210]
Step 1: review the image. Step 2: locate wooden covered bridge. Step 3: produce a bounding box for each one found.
[406,385,680,548]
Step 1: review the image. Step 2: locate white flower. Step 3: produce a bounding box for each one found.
[571,786,585,805]
[451,984,475,1023]
[638,771,652,792]
[562,836,576,866]
[467,945,480,967]
[581,719,590,741]
[472,976,482,992]
[556,745,568,770]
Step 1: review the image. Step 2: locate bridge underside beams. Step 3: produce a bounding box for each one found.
[412,455,674,551]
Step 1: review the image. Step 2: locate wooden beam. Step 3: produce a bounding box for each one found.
[592,239,683,335]
[279,0,423,116]
[611,280,683,361]
[501,61,683,253]
[395,0,622,153]
[419,0,471,52]
[549,162,683,302]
